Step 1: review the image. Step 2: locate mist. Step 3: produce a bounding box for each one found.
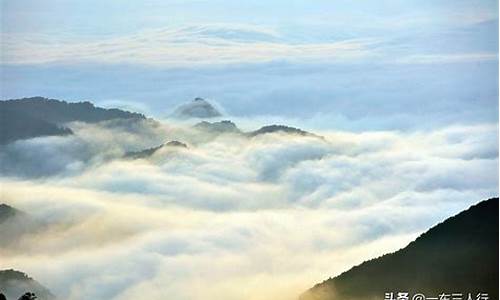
[0,118,497,300]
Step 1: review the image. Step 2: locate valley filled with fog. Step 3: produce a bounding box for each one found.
[1,0,498,299]
[1,106,497,299]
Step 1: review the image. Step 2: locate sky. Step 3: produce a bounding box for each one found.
[1,0,498,130]
[0,1,499,300]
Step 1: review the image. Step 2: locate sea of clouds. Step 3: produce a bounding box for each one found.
[0,118,498,300]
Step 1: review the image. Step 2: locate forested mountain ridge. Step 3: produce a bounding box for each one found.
[300,198,499,300]
[0,97,145,144]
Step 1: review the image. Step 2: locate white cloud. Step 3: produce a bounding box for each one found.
[2,19,497,67]
[0,120,497,300]
[394,53,498,64]
[1,25,379,66]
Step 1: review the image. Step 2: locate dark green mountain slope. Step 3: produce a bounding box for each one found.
[0,108,72,144]
[1,97,144,124]
[172,97,222,119]
[0,97,145,144]
[0,270,55,300]
[301,198,499,300]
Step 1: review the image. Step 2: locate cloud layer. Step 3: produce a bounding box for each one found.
[0,119,497,300]
[2,25,381,66]
[2,0,497,66]
[1,1,497,298]
[3,23,497,66]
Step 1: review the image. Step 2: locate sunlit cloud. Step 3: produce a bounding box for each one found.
[0,1,497,298]
[0,120,497,300]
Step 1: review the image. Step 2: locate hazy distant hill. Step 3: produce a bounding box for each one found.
[0,207,53,298]
[125,140,188,159]
[0,204,22,223]
[193,121,316,138]
[172,97,222,119]
[0,97,145,144]
[0,204,43,248]
[194,120,241,134]
[0,270,55,300]
[300,198,499,300]
[248,125,316,137]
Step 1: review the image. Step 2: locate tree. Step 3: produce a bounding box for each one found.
[18,292,37,300]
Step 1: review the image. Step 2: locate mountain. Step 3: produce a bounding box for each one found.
[0,204,24,224]
[172,97,222,119]
[125,140,188,159]
[194,120,241,134]
[0,208,53,298]
[1,97,145,124]
[300,198,499,300]
[0,270,55,300]
[248,125,316,138]
[0,108,72,144]
[0,204,43,248]
[0,97,145,144]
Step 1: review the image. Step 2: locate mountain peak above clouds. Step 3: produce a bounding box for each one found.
[194,120,241,134]
[172,97,222,119]
[247,125,321,139]
[0,97,146,144]
[124,140,188,159]
[1,97,145,124]
[0,204,22,224]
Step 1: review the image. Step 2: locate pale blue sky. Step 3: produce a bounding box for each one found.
[1,0,498,129]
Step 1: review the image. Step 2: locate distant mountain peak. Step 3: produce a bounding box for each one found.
[0,204,43,248]
[247,124,320,138]
[124,140,188,159]
[0,204,23,224]
[0,204,14,210]
[0,97,145,144]
[165,140,188,148]
[194,120,241,134]
[172,97,222,119]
